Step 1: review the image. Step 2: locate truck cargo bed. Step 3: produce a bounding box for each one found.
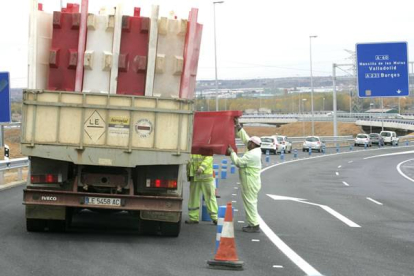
[21,89,194,167]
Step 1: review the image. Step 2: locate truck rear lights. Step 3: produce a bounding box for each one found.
[31,174,60,184]
[146,179,177,189]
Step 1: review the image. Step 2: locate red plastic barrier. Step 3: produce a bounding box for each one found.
[117,8,149,96]
[48,4,80,91]
[180,8,203,99]
[192,111,243,156]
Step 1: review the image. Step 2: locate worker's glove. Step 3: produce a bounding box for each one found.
[234,118,242,131]
[227,145,234,155]
[196,168,203,175]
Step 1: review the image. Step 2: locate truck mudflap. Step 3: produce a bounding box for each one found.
[23,189,182,212]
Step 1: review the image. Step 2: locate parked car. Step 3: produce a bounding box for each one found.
[354,133,372,147]
[369,133,384,146]
[380,131,399,145]
[302,136,325,152]
[275,136,292,153]
[261,136,278,154]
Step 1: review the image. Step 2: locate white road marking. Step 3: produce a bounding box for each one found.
[267,194,360,228]
[238,221,245,224]
[366,197,383,205]
[338,165,342,168]
[364,150,414,160]
[236,182,240,184]
[258,216,323,276]
[234,187,238,189]
[348,161,353,164]
[232,200,237,203]
[300,201,361,228]
[232,194,237,196]
[234,209,238,212]
[267,195,307,201]
[335,172,339,176]
[396,159,414,183]
[342,181,349,186]
[252,239,260,242]
[273,265,284,268]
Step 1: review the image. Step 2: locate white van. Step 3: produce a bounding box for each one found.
[380,131,399,145]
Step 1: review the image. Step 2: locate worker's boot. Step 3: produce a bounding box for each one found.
[185,220,199,224]
[242,225,260,233]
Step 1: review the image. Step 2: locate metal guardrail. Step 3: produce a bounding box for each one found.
[0,157,29,185]
[236,135,354,147]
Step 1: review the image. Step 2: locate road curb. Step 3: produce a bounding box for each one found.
[0,180,26,191]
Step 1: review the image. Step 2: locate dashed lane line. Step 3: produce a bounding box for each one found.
[366,197,383,206]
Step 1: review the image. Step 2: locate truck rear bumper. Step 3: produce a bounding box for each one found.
[23,189,182,212]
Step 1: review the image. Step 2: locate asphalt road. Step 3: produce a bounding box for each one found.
[0,145,413,276]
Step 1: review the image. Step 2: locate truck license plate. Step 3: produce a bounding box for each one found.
[85,197,121,207]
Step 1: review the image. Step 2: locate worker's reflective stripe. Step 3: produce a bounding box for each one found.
[188,207,200,211]
[192,158,204,161]
[196,174,213,179]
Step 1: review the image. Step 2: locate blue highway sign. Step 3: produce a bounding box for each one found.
[356,42,409,98]
[0,72,11,123]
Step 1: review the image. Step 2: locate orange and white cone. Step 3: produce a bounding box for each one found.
[207,202,244,270]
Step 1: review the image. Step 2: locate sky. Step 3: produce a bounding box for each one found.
[1,0,414,87]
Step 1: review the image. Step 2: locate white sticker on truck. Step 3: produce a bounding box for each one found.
[135,119,153,138]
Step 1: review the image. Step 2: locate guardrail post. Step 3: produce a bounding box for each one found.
[265,150,270,163]
[293,149,298,159]
[18,168,23,181]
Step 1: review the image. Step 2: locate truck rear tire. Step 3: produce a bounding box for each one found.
[26,219,47,232]
[48,220,66,232]
[160,220,181,237]
[138,219,159,236]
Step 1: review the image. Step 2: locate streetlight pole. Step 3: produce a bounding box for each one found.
[332,64,338,137]
[213,1,224,111]
[302,98,307,136]
[322,97,325,111]
[369,103,374,133]
[381,98,384,131]
[309,35,317,136]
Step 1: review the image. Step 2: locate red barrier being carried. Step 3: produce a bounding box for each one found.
[47,3,80,91]
[117,8,149,96]
[192,111,243,156]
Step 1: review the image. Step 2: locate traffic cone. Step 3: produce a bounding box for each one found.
[207,202,244,270]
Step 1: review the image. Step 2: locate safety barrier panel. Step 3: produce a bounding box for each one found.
[152,16,187,98]
[180,8,202,99]
[83,9,114,93]
[48,3,81,91]
[144,5,159,96]
[28,2,53,89]
[117,8,149,96]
